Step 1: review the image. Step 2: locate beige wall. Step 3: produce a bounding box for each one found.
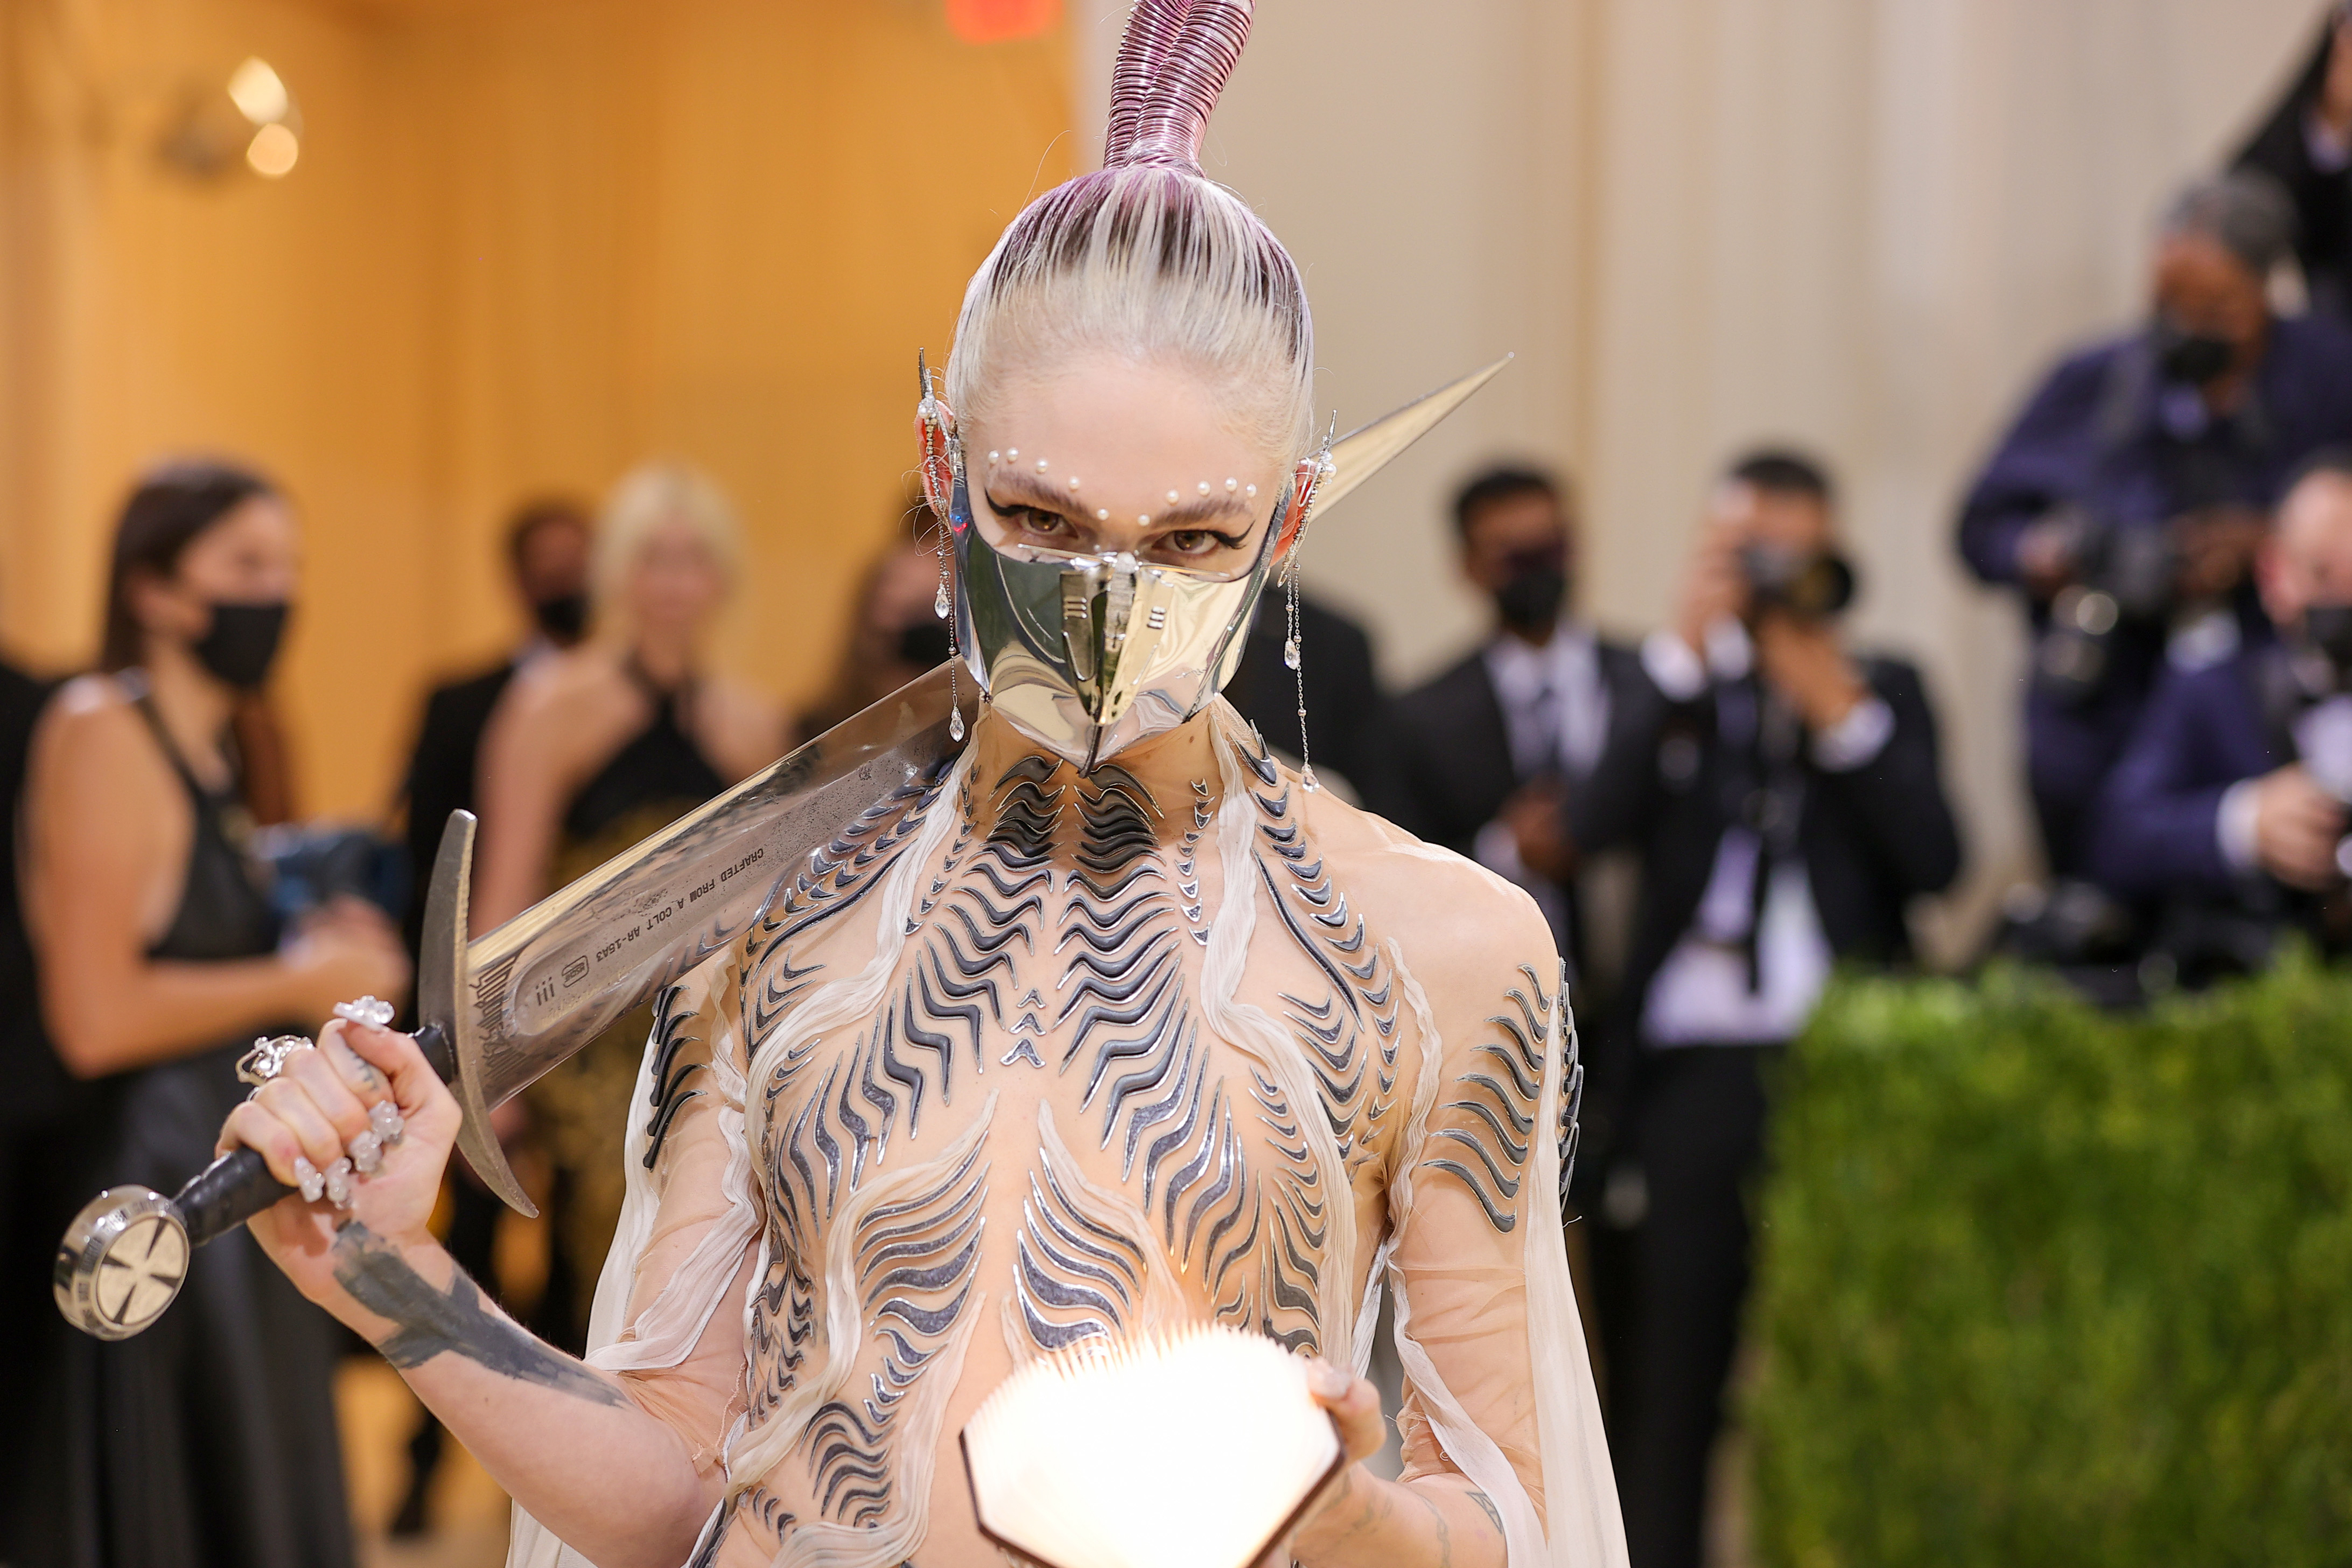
[1,0,1069,818]
[1075,0,2327,957]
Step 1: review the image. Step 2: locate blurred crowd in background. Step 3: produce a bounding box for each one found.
[2,9,2352,1568]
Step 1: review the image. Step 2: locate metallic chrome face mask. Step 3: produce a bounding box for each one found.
[948,460,1295,770]
[921,352,1515,772]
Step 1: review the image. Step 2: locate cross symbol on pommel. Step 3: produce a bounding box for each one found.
[96,1215,188,1328]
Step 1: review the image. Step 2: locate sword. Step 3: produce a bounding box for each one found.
[52,353,1510,1341]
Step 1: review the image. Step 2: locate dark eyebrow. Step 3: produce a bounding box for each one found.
[984,471,1259,529]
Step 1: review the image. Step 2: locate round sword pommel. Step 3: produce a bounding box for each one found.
[55,1185,190,1340]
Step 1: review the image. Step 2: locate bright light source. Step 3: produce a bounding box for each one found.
[246,123,299,178]
[228,57,289,125]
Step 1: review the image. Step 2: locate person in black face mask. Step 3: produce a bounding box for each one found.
[2093,449,2352,974]
[383,493,592,1533]
[5,461,410,1568]
[1381,464,1642,989]
[1958,170,2352,884]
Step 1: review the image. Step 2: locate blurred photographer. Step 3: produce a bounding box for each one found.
[2090,449,2352,975]
[1572,450,1960,1568]
[1957,170,2352,878]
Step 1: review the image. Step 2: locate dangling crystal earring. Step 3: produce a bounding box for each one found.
[1283,536,1314,793]
[934,530,964,743]
[916,350,965,744]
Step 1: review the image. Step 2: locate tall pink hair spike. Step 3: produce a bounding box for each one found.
[1101,0,1255,173]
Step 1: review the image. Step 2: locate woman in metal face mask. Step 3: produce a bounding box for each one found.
[13,462,409,1568]
[211,6,1628,1567]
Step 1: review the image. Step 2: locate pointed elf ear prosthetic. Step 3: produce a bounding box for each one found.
[1276,449,1331,557]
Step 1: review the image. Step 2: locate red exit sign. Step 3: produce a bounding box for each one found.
[946,0,1060,43]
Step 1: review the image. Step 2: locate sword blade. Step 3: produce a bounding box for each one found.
[459,662,963,1116]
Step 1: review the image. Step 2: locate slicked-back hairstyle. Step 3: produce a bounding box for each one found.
[1726,447,1836,507]
[101,461,278,672]
[946,0,1314,466]
[1452,464,1565,543]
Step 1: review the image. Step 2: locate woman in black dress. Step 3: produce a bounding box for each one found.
[472,460,787,1348]
[11,463,409,1568]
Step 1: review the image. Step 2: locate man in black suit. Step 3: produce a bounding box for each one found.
[1382,464,1639,981]
[387,494,590,1533]
[400,497,592,948]
[1575,451,1961,1568]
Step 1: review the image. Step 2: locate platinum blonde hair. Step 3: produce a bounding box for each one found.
[592,459,743,613]
[946,0,1314,466]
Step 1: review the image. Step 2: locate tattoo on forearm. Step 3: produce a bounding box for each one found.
[332,1222,627,1409]
[1466,1490,1504,1538]
[1418,1492,1454,1568]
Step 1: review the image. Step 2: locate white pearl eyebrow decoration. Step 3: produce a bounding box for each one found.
[1096,509,1111,521]
[1245,484,1258,498]
[987,450,1001,465]
[1068,475,1082,489]
[1036,457,1050,472]
[1197,481,1212,496]
[1139,514,1152,526]
[1165,490,1180,505]
[1007,448,1019,460]
[1225,478,1238,492]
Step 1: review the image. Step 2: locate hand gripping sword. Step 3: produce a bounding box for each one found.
[53,355,1510,1340]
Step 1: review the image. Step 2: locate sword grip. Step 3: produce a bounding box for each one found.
[177,1146,290,1246]
[181,1021,455,1249]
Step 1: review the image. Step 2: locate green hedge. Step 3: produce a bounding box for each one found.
[1748,955,2352,1566]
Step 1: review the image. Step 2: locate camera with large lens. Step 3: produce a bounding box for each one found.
[1739,543,1856,620]
[2034,514,2179,706]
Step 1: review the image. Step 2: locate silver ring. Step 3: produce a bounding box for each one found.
[235,1035,312,1089]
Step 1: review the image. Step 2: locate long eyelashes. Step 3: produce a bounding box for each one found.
[985,497,1247,559]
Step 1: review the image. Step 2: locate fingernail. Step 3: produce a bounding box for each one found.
[293,1155,325,1204]
[324,1157,355,1208]
[1307,1361,1348,1398]
[349,1129,383,1175]
[369,1101,405,1145]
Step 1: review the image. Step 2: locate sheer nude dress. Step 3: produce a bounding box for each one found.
[511,708,1626,1568]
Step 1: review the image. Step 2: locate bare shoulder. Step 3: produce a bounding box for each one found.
[697,673,787,781]
[25,677,179,884]
[489,647,632,770]
[501,646,614,726]
[33,676,165,792]
[1302,784,1557,1021]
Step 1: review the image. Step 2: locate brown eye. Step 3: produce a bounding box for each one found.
[1007,506,1071,538]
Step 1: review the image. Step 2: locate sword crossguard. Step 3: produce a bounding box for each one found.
[54,1185,191,1340]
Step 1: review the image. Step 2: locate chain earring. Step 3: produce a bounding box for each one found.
[1283,427,1337,794]
[916,350,965,744]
